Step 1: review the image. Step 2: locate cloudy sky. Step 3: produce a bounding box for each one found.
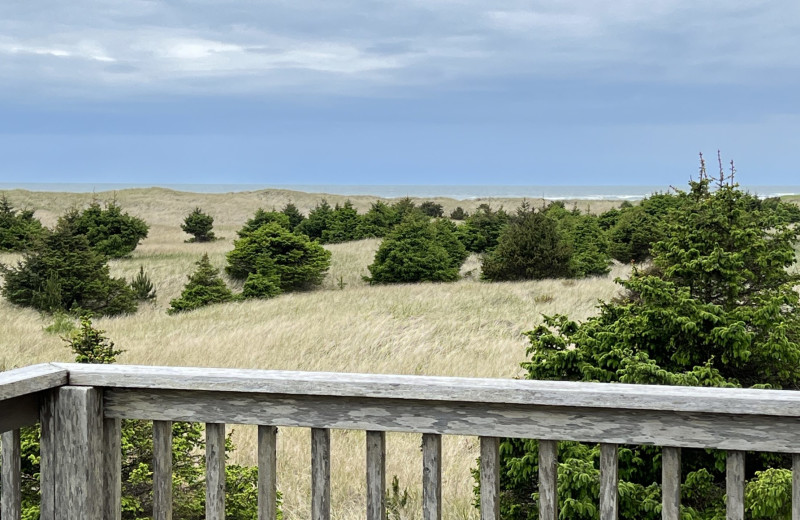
[2,0,799,186]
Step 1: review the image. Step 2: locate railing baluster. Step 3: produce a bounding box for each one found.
[480,436,500,520]
[422,433,442,520]
[793,453,800,520]
[206,423,226,520]
[726,451,745,520]
[538,440,558,520]
[103,418,122,520]
[311,428,331,520]
[662,447,681,520]
[366,431,386,520]
[600,443,618,520]
[258,425,278,520]
[153,420,173,520]
[1,429,21,520]
[39,391,57,520]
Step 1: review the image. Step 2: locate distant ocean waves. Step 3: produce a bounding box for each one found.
[1,183,798,200]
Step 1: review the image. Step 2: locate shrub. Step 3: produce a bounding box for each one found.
[0,194,45,252]
[168,254,233,314]
[321,201,366,244]
[130,265,157,301]
[281,203,306,230]
[391,197,421,222]
[449,206,468,220]
[65,314,124,364]
[359,201,398,238]
[432,219,468,269]
[606,192,684,263]
[226,223,331,292]
[481,205,573,281]
[181,207,216,242]
[63,200,149,258]
[242,271,282,299]
[569,214,611,277]
[366,216,465,283]
[454,204,510,253]
[295,199,333,240]
[0,218,137,316]
[494,176,800,518]
[419,201,444,218]
[238,209,291,238]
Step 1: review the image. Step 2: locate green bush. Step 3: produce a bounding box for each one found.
[359,201,398,238]
[366,216,465,283]
[1,218,137,316]
[130,265,157,301]
[168,254,234,314]
[454,204,510,253]
[226,223,331,292]
[295,199,333,240]
[321,201,366,244]
[481,205,573,281]
[242,272,282,299]
[281,203,306,230]
[569,214,611,277]
[606,192,684,263]
[0,194,45,252]
[237,209,291,238]
[494,177,800,519]
[181,207,216,242]
[63,200,149,258]
[419,201,444,217]
[449,206,468,220]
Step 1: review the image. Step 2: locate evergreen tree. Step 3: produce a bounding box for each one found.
[295,199,333,240]
[0,194,46,252]
[454,204,510,253]
[237,209,291,238]
[130,265,157,301]
[358,201,398,238]
[281,203,306,230]
[168,254,233,314]
[449,206,468,220]
[64,200,149,258]
[321,201,365,243]
[419,201,444,218]
[181,207,216,242]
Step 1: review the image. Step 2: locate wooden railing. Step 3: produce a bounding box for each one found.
[2,362,800,519]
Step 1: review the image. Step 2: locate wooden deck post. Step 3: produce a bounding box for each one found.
[1,429,21,520]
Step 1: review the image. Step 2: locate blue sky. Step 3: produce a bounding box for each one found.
[1,0,799,186]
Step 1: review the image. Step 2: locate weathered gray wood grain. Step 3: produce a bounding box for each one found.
[0,364,67,402]
[0,395,39,434]
[53,386,103,520]
[38,390,57,520]
[258,426,278,520]
[793,454,800,520]
[422,433,441,520]
[103,389,800,453]
[311,428,330,520]
[726,451,745,520]
[366,431,386,520]
[206,423,225,520]
[103,418,121,520]
[662,447,681,520]
[2,429,21,520]
[153,420,173,520]
[600,443,618,520]
[480,437,499,520]
[538,440,558,520]
[60,363,800,418]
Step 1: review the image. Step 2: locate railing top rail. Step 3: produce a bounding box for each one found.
[56,363,800,418]
[0,363,68,401]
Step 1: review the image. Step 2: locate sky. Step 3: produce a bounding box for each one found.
[1,0,799,186]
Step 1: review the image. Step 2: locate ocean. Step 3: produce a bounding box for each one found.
[1,183,798,200]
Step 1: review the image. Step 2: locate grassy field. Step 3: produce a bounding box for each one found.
[0,187,633,519]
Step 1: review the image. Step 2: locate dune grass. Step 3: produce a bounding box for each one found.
[0,188,632,519]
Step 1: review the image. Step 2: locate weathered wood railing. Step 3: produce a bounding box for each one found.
[2,363,800,519]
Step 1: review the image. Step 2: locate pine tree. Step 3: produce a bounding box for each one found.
[168,254,233,314]
[181,207,216,242]
[281,203,306,230]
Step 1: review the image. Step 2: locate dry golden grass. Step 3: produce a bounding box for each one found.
[0,188,633,520]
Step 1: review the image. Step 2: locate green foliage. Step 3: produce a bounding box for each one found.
[454,204,510,253]
[295,199,333,240]
[745,468,792,519]
[761,197,800,224]
[386,475,410,520]
[226,223,331,292]
[495,178,800,518]
[241,271,282,299]
[450,206,468,220]
[281,203,306,230]
[44,311,77,335]
[168,254,234,314]
[570,215,611,277]
[321,201,366,244]
[391,197,420,222]
[419,201,444,217]
[130,265,157,301]
[0,194,45,252]
[181,207,216,242]
[481,205,573,281]
[1,218,137,316]
[359,201,399,238]
[63,200,149,258]
[606,192,684,263]
[65,315,123,363]
[237,209,291,238]
[366,216,465,284]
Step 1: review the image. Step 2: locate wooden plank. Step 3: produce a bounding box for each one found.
[0,394,39,434]
[726,451,745,520]
[366,431,386,520]
[0,364,67,402]
[538,440,558,520]
[53,386,103,520]
[104,388,800,453]
[662,447,681,520]
[153,421,173,520]
[600,443,618,520]
[311,428,330,520]
[480,437,500,520]
[103,418,122,520]
[258,426,278,520]
[793,453,800,520]
[206,423,226,520]
[39,390,57,520]
[422,433,441,520]
[62,363,800,418]
[1,429,21,520]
